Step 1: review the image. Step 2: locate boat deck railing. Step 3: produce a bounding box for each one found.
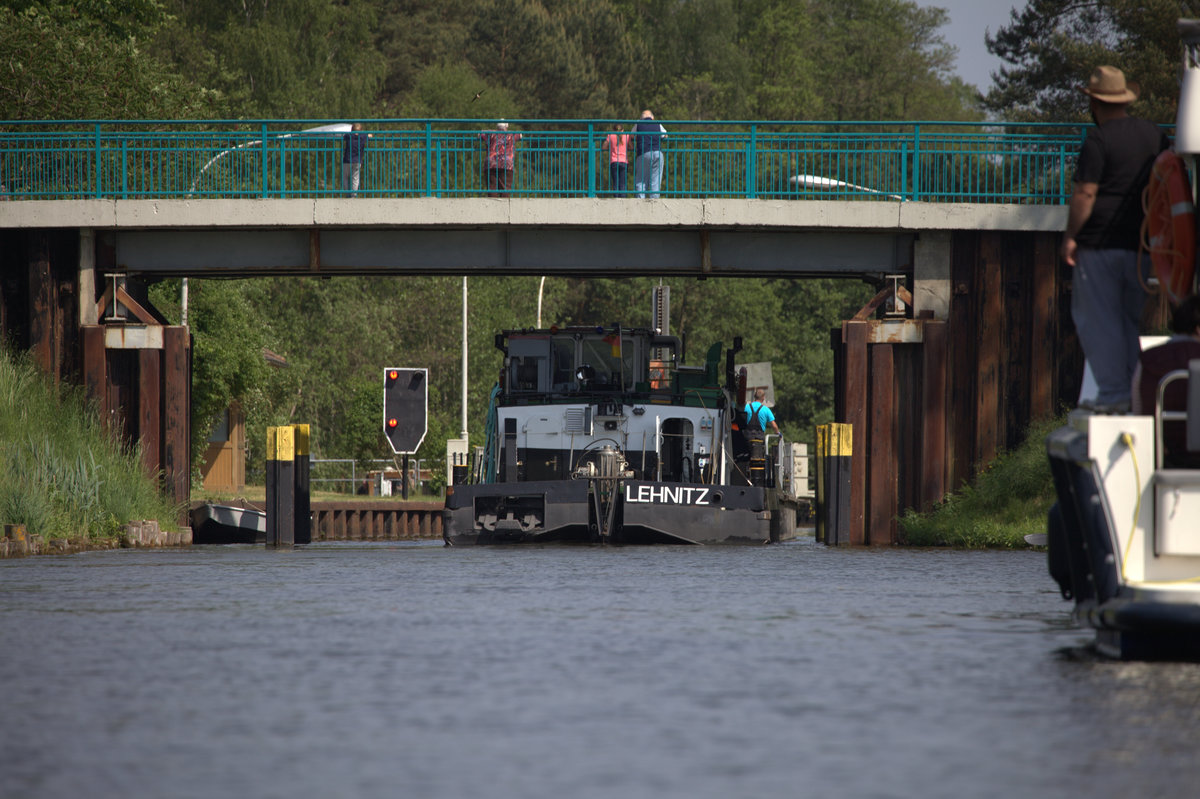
[0,118,1148,204]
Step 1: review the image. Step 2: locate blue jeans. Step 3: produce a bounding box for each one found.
[635,151,663,198]
[609,162,627,197]
[1071,247,1150,406]
[341,162,361,196]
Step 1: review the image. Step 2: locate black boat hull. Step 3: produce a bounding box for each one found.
[443,479,782,545]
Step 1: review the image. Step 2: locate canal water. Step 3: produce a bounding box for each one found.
[2,538,1199,799]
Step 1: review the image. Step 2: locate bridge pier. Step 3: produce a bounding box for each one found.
[0,228,191,518]
[832,229,1090,545]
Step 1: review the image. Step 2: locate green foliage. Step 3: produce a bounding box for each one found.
[984,0,1198,123]
[149,278,282,483]
[159,0,385,118]
[0,345,181,540]
[401,62,521,119]
[898,416,1064,548]
[0,2,221,119]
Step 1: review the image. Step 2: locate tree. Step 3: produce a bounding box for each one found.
[372,0,478,113]
[0,2,218,119]
[984,0,1198,123]
[809,0,976,121]
[158,0,385,118]
[399,61,520,119]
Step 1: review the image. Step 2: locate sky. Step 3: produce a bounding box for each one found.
[920,0,1023,91]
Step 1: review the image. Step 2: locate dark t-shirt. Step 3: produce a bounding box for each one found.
[1073,116,1169,250]
[342,132,368,164]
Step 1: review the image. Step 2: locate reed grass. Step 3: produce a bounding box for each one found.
[0,345,181,541]
[898,415,1063,548]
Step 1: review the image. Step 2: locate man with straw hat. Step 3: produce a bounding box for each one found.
[1061,65,1169,413]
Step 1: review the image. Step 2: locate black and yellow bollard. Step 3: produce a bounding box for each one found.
[814,425,827,544]
[294,424,311,545]
[266,425,296,549]
[827,423,852,546]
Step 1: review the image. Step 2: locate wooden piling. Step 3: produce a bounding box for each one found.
[868,344,897,545]
[843,321,868,546]
[921,320,948,511]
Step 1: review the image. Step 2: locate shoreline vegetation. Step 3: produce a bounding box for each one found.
[1,345,183,556]
[899,416,1062,548]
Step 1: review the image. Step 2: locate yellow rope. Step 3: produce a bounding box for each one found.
[1120,432,1141,580]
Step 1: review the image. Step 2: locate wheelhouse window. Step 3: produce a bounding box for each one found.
[579,335,635,389]
[506,337,551,393]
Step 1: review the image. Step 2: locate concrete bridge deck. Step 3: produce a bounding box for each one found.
[1,198,1066,286]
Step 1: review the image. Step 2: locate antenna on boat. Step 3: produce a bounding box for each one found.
[652,281,670,363]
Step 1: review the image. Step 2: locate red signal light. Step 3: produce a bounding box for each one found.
[387,369,399,381]
[387,417,398,429]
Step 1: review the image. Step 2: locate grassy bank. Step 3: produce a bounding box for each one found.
[0,346,181,543]
[898,415,1063,548]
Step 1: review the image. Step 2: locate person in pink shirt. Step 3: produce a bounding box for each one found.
[601,124,630,197]
[479,121,522,197]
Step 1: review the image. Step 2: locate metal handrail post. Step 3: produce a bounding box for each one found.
[424,122,433,197]
[747,124,757,199]
[587,123,596,197]
[911,123,921,201]
[93,123,102,199]
[261,122,269,198]
[435,139,442,197]
[1059,143,1067,202]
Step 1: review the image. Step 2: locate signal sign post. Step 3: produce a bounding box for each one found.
[383,368,428,499]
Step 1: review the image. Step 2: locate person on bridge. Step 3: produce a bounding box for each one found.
[634,110,667,199]
[601,123,630,197]
[744,387,780,436]
[480,121,522,197]
[341,123,372,197]
[1061,65,1169,413]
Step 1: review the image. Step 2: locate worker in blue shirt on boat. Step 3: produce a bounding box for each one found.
[744,388,780,435]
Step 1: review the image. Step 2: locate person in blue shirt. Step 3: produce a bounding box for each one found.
[744,387,779,435]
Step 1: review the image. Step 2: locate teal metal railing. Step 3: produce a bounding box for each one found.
[0,119,1135,203]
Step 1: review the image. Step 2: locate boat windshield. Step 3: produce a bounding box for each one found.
[579,335,635,390]
[505,331,641,394]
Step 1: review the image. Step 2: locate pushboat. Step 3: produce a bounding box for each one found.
[443,325,805,545]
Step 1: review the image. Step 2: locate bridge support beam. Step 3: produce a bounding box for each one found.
[913,231,951,319]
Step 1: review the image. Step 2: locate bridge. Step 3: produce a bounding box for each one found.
[0,119,1105,544]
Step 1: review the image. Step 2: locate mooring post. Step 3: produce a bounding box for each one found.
[294,424,311,545]
[266,426,296,549]
[827,423,852,546]
[814,425,827,544]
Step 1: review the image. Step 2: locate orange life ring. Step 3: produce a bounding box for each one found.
[1142,150,1196,305]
